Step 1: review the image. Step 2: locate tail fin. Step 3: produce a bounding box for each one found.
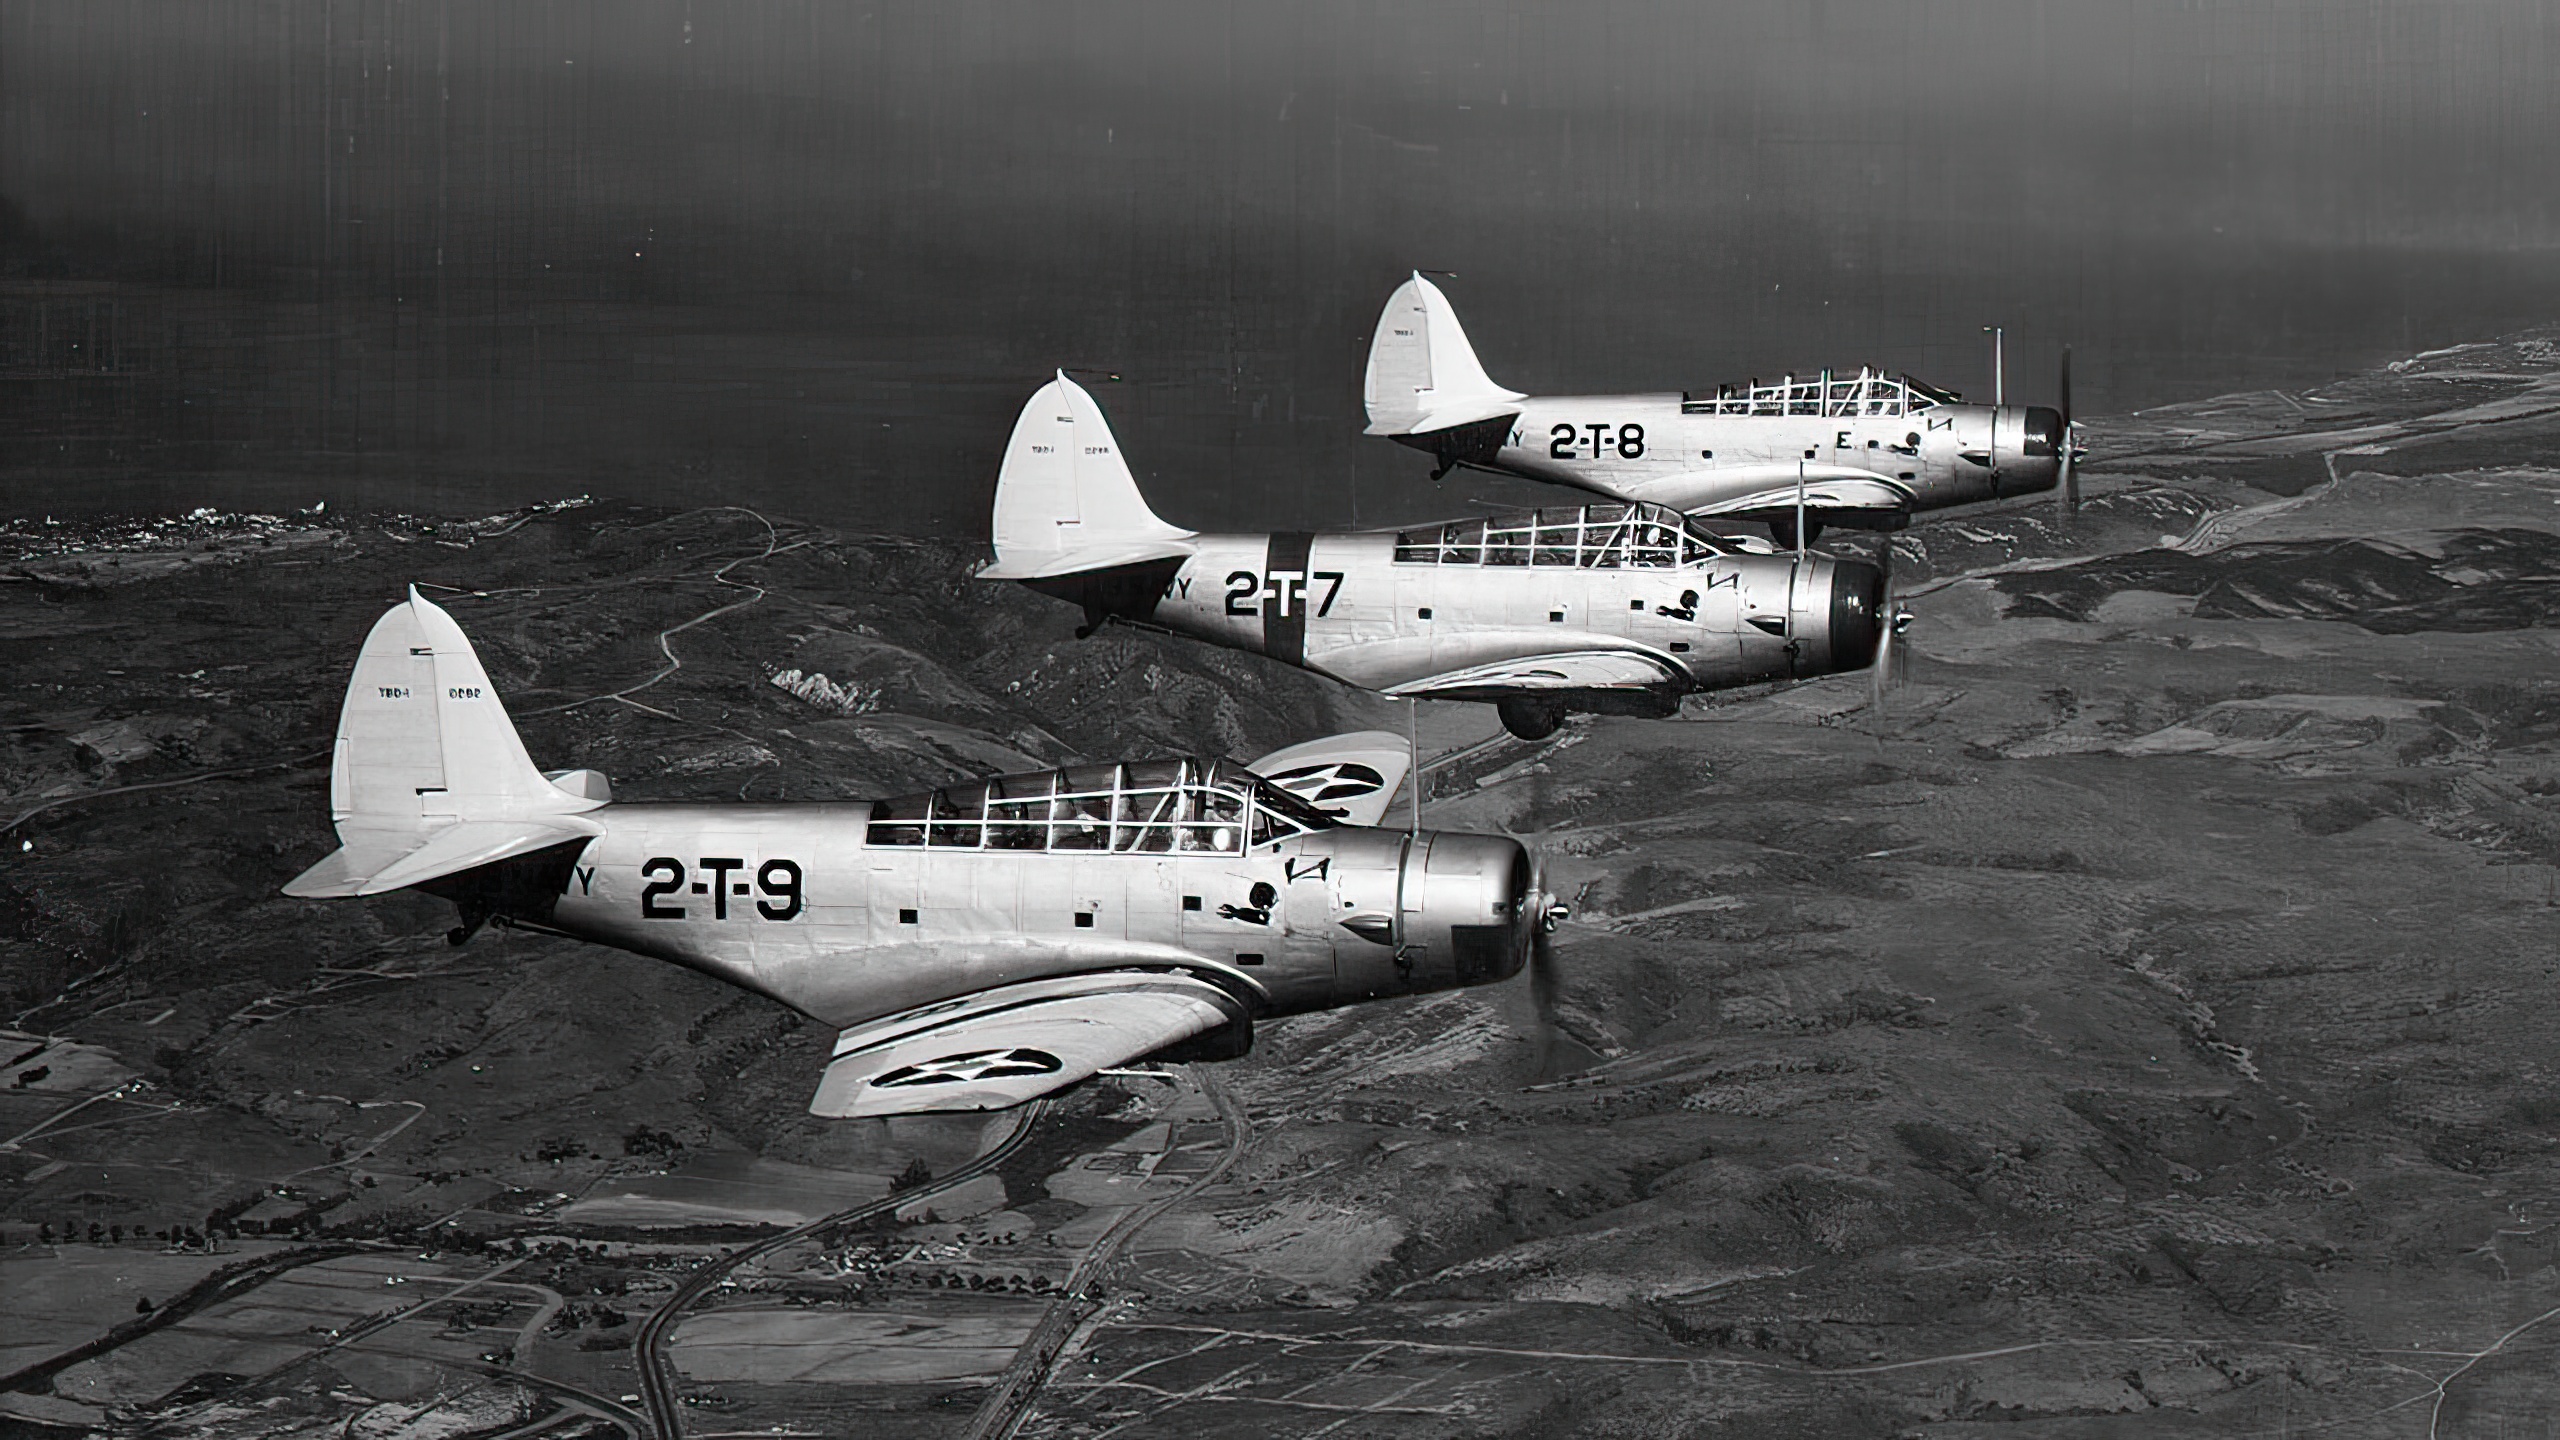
[981,372,1195,581]
[284,589,605,899]
[1363,273,1525,437]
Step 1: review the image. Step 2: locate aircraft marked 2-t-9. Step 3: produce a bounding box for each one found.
[980,373,1893,739]
[1363,273,2069,545]
[282,590,1565,1117]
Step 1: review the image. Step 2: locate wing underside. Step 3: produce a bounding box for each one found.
[1679,469,1916,517]
[1385,649,1683,697]
[810,971,1250,1118]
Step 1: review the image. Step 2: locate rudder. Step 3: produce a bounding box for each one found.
[333,588,562,823]
[982,373,1194,581]
[287,589,604,899]
[1363,273,1524,437]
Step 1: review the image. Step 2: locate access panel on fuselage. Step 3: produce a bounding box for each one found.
[1321,829,1415,1006]
[1300,534,1397,656]
[1017,852,1130,940]
[1267,830,1381,1013]
[1177,848,1289,970]
[865,847,922,947]
[921,848,1025,941]
[1624,567,1735,673]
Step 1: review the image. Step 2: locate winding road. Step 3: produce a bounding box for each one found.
[962,1069,1253,1440]
[3,505,795,843]
[630,1099,1053,1440]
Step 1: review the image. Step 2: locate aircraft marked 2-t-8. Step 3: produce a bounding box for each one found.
[980,373,1894,739]
[1363,273,2069,545]
[282,590,1565,1117]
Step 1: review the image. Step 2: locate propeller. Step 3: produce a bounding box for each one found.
[1497,767,1576,1079]
[1522,852,1572,1079]
[2056,346,2081,520]
[1868,534,1913,717]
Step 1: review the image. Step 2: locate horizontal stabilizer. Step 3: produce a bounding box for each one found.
[1248,730,1412,828]
[978,541,1196,583]
[1387,648,1683,697]
[1379,397,1524,438]
[283,817,602,899]
[543,769,613,803]
[811,971,1247,1118]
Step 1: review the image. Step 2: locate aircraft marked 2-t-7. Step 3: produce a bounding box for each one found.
[283,590,1565,1117]
[1363,273,2071,546]
[980,373,1896,739]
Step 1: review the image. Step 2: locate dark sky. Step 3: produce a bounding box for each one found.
[5,0,2557,531]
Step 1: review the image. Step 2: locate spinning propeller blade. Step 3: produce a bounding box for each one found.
[1495,772,1577,1080]
[1523,853,1572,1079]
[1867,534,1910,718]
[2057,346,2082,519]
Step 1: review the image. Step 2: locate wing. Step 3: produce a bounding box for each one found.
[1247,730,1413,827]
[809,972,1250,1118]
[1678,468,1917,519]
[1385,649,1683,697]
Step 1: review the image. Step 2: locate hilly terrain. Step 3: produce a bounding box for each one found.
[4,332,2559,1439]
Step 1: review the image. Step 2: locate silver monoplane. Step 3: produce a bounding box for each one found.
[283,593,1565,1117]
[980,375,1901,739]
[1363,274,2078,545]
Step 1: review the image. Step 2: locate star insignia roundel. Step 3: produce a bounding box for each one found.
[871,1047,1064,1089]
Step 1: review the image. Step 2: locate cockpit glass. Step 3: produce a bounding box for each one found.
[867,757,1334,851]
[1394,502,1735,568]
[1679,368,1947,416]
[1059,762,1119,795]
[927,784,986,848]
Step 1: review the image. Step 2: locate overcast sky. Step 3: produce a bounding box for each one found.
[6,0,2556,527]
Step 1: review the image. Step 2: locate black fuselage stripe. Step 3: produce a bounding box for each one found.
[1263,531,1314,666]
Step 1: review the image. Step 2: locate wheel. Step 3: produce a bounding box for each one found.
[1767,514,1825,551]
[1497,697,1567,741]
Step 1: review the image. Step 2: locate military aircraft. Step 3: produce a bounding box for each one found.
[281,590,1567,1117]
[1363,273,2079,546]
[980,374,1900,741]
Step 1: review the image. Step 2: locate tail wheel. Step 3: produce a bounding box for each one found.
[1497,697,1567,741]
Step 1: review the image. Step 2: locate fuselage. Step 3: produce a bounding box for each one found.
[1426,393,2063,518]
[1064,505,1883,706]
[462,772,1533,1035]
